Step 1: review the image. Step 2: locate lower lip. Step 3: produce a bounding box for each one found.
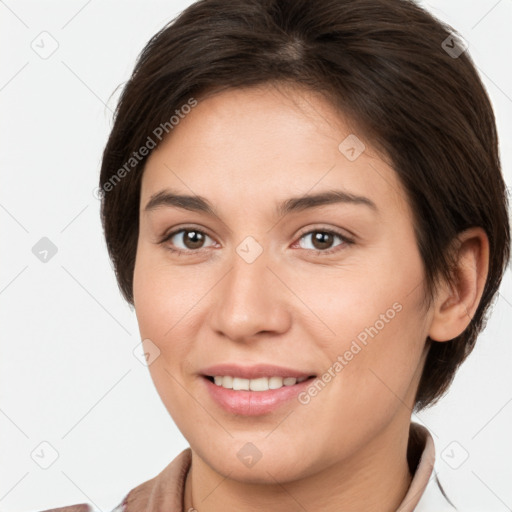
[202,376,316,416]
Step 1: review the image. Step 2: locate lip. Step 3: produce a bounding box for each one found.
[200,363,315,380]
[199,363,317,416]
[202,374,316,416]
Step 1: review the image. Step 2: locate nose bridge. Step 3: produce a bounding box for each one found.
[209,240,290,340]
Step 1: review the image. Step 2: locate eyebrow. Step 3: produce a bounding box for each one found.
[144,188,378,217]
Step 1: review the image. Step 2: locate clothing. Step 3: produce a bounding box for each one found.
[38,422,457,512]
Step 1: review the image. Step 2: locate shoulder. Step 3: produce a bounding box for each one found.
[37,506,95,512]
[35,448,192,512]
[36,502,124,512]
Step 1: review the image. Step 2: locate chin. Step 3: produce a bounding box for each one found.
[190,436,325,484]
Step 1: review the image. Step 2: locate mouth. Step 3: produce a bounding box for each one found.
[198,363,318,415]
[203,374,317,391]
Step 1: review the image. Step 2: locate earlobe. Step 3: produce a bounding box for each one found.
[428,227,489,342]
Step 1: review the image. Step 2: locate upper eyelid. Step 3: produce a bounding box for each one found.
[160,224,214,240]
[296,225,353,240]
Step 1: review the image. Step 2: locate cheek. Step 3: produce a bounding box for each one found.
[133,243,206,339]
[324,286,428,421]
[133,246,195,378]
[297,297,428,460]
[291,246,424,351]
[133,246,204,423]
[306,246,428,411]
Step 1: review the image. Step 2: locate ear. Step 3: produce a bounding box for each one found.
[428,227,489,342]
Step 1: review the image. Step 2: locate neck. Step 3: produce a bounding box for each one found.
[183,416,414,512]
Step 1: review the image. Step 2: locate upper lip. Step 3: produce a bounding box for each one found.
[200,363,316,380]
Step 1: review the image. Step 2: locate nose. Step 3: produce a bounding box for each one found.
[208,247,292,343]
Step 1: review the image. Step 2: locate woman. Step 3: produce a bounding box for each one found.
[41,0,510,510]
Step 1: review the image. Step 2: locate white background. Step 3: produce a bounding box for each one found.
[1,1,511,511]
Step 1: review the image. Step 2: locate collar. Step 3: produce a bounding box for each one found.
[116,422,455,512]
[398,423,456,512]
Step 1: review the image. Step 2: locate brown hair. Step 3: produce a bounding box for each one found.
[99,0,510,410]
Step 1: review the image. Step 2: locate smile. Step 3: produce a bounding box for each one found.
[202,374,317,416]
[207,375,310,391]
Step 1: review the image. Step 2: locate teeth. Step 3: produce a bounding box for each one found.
[211,375,310,391]
[215,375,232,388]
[269,376,284,389]
[233,377,250,390]
[250,377,269,391]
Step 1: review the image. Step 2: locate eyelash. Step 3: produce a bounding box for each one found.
[157,226,354,256]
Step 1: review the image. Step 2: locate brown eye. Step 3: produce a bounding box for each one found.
[181,230,205,249]
[312,231,335,250]
[297,229,350,253]
[163,228,216,252]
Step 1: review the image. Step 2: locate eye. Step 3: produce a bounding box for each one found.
[159,228,216,254]
[158,226,353,256]
[295,228,353,254]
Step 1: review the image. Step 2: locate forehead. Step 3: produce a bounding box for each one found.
[140,84,410,220]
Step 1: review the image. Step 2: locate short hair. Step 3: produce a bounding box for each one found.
[99,0,510,410]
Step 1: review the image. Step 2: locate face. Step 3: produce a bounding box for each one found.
[133,83,432,483]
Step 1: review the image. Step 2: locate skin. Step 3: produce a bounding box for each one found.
[133,83,489,512]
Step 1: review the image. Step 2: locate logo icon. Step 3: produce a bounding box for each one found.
[31,441,59,469]
[236,236,263,264]
[31,31,59,60]
[442,32,468,59]
[237,442,263,468]
[133,338,161,366]
[338,134,366,161]
[32,237,58,263]
[441,440,469,469]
